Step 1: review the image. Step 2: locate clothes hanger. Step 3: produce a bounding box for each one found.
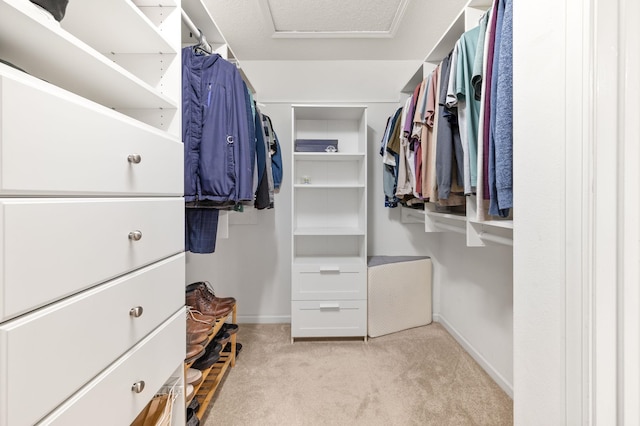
[192,28,213,55]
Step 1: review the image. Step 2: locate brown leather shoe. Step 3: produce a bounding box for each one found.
[187,330,209,346]
[186,282,236,306]
[186,287,234,319]
[187,315,213,335]
[186,344,206,363]
[187,308,217,325]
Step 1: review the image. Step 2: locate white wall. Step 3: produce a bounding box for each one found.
[513,0,570,423]
[185,59,513,397]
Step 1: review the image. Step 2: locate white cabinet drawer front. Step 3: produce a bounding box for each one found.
[291,300,367,338]
[0,73,182,196]
[0,198,184,320]
[292,264,366,300]
[37,309,186,426]
[0,255,185,426]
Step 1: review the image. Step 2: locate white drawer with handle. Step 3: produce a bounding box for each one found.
[0,254,185,426]
[0,198,184,321]
[292,263,366,300]
[0,70,182,196]
[36,308,186,426]
[291,300,367,338]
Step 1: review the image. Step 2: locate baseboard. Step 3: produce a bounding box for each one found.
[236,315,291,324]
[433,314,514,398]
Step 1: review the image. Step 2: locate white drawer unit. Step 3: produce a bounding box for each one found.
[36,309,186,426]
[0,198,184,321]
[0,254,185,426]
[292,263,366,300]
[291,300,367,338]
[0,0,184,424]
[0,69,183,196]
[291,105,368,339]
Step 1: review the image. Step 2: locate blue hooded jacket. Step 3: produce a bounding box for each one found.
[182,47,254,206]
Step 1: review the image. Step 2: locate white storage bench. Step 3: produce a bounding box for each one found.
[367,256,433,338]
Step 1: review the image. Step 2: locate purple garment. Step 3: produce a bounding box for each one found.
[482,0,500,199]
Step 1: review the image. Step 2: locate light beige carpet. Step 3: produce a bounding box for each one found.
[201,323,512,426]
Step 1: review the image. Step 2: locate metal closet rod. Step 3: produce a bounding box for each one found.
[181,9,212,53]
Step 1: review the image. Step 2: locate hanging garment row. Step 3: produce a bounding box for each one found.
[182,46,282,254]
[381,0,512,218]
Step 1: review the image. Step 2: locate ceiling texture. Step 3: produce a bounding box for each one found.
[201,0,468,61]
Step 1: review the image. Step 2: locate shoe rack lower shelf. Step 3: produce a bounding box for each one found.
[185,304,237,419]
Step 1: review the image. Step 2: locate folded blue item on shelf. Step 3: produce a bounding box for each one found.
[294,139,339,152]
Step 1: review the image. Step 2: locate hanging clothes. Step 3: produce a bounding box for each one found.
[455,26,482,191]
[182,47,254,208]
[490,0,513,217]
[182,47,256,253]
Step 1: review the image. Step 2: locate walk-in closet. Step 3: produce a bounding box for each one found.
[0,0,638,425]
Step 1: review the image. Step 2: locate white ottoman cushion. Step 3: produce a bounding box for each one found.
[367,256,432,338]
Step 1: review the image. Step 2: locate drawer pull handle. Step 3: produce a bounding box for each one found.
[127,154,142,164]
[319,266,340,273]
[319,303,340,311]
[129,306,144,318]
[131,381,145,393]
[128,230,143,241]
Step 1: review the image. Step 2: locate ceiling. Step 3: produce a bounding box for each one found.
[199,0,468,61]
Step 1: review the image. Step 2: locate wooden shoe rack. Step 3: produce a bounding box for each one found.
[185,304,237,419]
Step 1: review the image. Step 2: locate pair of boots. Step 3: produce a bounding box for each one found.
[186,282,235,319]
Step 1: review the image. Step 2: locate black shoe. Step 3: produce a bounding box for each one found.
[192,342,222,370]
[220,323,239,336]
[187,396,200,413]
[223,342,243,358]
[186,407,200,426]
[213,330,231,347]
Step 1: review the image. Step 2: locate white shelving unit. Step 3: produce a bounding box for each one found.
[291,105,368,340]
[0,1,185,425]
[398,0,513,247]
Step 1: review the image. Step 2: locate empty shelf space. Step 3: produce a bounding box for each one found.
[62,1,176,54]
[0,0,177,110]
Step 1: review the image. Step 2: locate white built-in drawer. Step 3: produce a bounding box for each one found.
[0,254,185,426]
[0,71,182,196]
[36,309,186,426]
[0,198,184,321]
[291,300,367,338]
[292,263,366,300]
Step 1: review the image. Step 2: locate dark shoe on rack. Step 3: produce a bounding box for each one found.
[187,396,200,413]
[186,281,236,305]
[186,288,234,319]
[213,330,231,347]
[186,407,200,426]
[192,343,223,370]
[223,342,243,358]
[186,344,206,363]
[220,323,239,336]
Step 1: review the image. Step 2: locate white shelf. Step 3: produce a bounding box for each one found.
[62,0,176,54]
[426,211,467,222]
[424,0,493,63]
[292,104,368,121]
[0,0,177,111]
[294,153,365,161]
[293,256,365,266]
[294,184,365,189]
[294,227,365,236]
[470,219,514,230]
